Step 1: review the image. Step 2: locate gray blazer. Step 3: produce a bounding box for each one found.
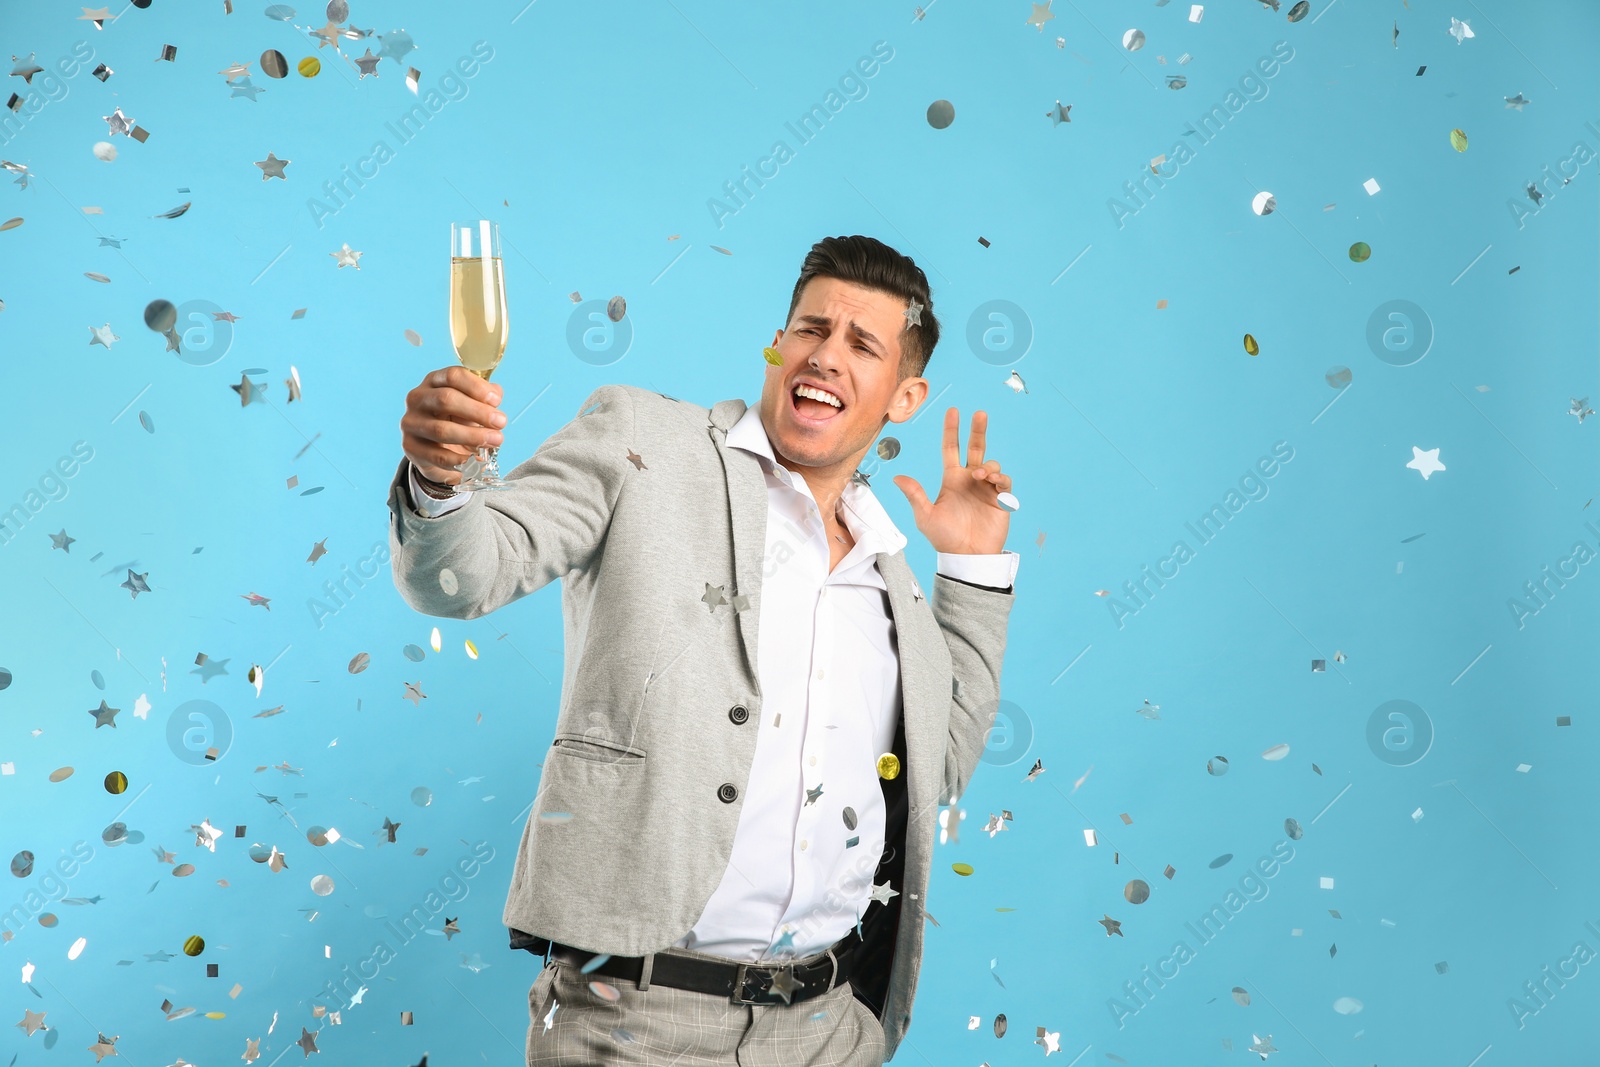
[385,384,1015,1060]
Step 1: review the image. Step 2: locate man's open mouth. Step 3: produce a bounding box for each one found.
[790,382,845,423]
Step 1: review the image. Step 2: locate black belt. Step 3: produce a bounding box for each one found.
[544,929,861,1007]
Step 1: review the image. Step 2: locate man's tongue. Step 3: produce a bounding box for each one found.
[797,395,838,418]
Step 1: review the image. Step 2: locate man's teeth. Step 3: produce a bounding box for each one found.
[795,384,842,408]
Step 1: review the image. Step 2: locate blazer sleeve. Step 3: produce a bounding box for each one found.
[386,384,636,620]
[929,572,1016,807]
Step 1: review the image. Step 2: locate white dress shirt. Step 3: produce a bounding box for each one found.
[405,402,1019,961]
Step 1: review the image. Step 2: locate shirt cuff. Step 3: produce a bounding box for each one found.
[935,550,1019,591]
[407,463,473,518]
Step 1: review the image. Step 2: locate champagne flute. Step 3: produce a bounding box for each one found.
[449,220,511,491]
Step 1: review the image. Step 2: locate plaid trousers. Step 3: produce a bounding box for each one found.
[525,944,887,1066]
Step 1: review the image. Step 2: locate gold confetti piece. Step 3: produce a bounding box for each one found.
[1243,333,1259,356]
[952,862,974,876]
[763,346,783,366]
[298,56,320,77]
[104,770,127,794]
[1155,299,1167,309]
[1449,128,1468,152]
[1349,241,1371,262]
[173,863,195,877]
[876,752,900,780]
[205,1011,226,1019]
[0,217,21,231]
[430,627,441,652]
[183,935,205,956]
[464,639,478,660]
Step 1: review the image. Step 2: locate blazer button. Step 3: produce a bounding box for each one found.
[728,704,749,725]
[717,783,738,803]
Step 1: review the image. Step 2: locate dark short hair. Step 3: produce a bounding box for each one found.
[784,235,939,381]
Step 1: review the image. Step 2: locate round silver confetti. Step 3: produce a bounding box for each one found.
[1166,75,1187,90]
[876,437,900,461]
[1232,986,1251,1007]
[348,652,370,674]
[139,411,154,434]
[1122,28,1146,51]
[404,328,423,347]
[1284,817,1303,840]
[1124,879,1150,904]
[1209,853,1233,869]
[842,806,857,830]
[325,0,348,21]
[403,643,426,662]
[610,1027,637,1045]
[1207,755,1229,776]
[102,822,128,845]
[307,826,330,846]
[310,874,335,896]
[264,3,296,19]
[1288,0,1310,21]
[439,568,459,595]
[0,667,10,690]
[10,850,34,878]
[606,295,626,323]
[173,863,196,877]
[1262,743,1290,761]
[1325,365,1352,388]
[93,141,117,162]
[1333,996,1363,1014]
[143,299,177,332]
[994,1013,1007,1038]
[248,844,271,863]
[995,491,1019,512]
[91,669,105,690]
[1251,191,1277,216]
[261,49,287,78]
[410,786,433,807]
[926,99,955,129]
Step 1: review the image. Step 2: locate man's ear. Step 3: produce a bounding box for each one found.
[772,328,783,345]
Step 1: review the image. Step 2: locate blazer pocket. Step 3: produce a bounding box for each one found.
[549,733,647,765]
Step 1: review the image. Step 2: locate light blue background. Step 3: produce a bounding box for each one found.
[1,0,1596,1063]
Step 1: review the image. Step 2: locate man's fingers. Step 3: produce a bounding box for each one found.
[942,406,960,469]
[967,410,987,468]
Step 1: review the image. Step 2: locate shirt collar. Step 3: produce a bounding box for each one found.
[725,400,908,558]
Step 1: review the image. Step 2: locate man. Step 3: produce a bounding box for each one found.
[389,235,1018,1065]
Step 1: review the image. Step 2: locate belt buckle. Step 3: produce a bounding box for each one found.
[732,962,768,1005]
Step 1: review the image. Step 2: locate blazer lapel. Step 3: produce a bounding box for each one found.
[875,550,940,817]
[708,399,767,694]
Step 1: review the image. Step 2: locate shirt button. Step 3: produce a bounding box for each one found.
[799,839,808,850]
[717,783,738,803]
[808,755,817,766]
[728,704,749,725]
[815,668,824,680]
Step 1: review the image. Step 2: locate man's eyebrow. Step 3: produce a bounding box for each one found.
[794,314,884,352]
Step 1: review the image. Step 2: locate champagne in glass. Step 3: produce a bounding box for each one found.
[449,220,511,490]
